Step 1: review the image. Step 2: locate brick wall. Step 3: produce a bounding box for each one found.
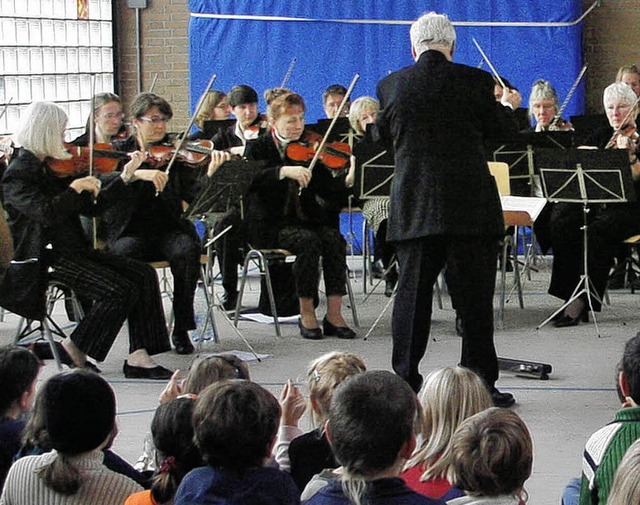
[113,1,639,119]
[582,0,640,114]
[115,0,190,125]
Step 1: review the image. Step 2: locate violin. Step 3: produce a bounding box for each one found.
[547,116,574,132]
[46,142,130,177]
[286,131,351,172]
[242,115,269,141]
[606,123,639,150]
[147,139,214,167]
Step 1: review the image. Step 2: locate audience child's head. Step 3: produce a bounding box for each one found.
[450,407,533,500]
[408,366,493,481]
[150,397,202,504]
[306,351,367,428]
[607,438,640,505]
[193,380,280,472]
[38,370,117,495]
[619,333,640,406]
[183,353,250,395]
[0,346,40,419]
[328,371,418,504]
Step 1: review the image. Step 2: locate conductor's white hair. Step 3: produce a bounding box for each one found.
[410,12,456,57]
[14,101,71,160]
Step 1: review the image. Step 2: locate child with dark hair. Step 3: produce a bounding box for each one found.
[575,333,640,505]
[15,384,149,489]
[448,407,532,504]
[304,370,442,505]
[174,380,299,505]
[126,397,202,505]
[0,370,142,504]
[0,346,40,492]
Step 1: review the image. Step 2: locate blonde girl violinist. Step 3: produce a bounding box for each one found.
[244,91,356,340]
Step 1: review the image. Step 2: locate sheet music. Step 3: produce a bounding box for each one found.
[500,196,546,221]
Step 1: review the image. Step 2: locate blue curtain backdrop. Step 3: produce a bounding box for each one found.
[188,1,584,124]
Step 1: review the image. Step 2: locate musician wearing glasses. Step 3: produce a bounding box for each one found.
[548,82,640,327]
[104,92,228,358]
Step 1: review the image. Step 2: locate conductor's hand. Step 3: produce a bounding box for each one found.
[279,379,306,427]
[501,88,522,110]
[281,165,311,188]
[70,176,101,197]
[134,169,168,192]
[207,149,231,178]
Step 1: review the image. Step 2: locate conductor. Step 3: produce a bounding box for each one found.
[375,12,521,407]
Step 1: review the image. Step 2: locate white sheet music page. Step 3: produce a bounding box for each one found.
[500,196,547,221]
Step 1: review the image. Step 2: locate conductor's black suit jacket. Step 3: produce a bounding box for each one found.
[376,50,518,242]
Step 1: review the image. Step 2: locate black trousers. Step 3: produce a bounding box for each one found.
[278,225,347,299]
[392,235,500,392]
[50,250,170,361]
[213,208,243,295]
[108,230,201,332]
[549,202,640,310]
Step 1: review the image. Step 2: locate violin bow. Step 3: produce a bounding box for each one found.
[605,95,640,149]
[280,57,297,89]
[148,73,159,93]
[550,64,588,129]
[471,38,507,91]
[163,73,217,181]
[0,97,13,123]
[306,73,360,176]
[88,74,99,249]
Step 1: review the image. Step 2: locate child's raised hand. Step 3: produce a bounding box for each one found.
[279,378,306,427]
[159,369,184,404]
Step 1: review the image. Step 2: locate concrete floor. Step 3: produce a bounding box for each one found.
[1,255,637,505]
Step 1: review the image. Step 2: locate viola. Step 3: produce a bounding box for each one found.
[286,131,351,171]
[46,142,130,177]
[147,139,214,167]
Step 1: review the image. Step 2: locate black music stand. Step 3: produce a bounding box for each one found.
[491,130,574,197]
[311,117,357,146]
[535,148,633,336]
[202,119,235,139]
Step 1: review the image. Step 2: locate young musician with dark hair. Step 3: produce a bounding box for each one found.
[107,92,229,357]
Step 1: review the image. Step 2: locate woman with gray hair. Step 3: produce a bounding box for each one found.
[548,82,640,327]
[0,101,173,378]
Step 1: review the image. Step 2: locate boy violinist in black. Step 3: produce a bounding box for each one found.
[106,92,228,355]
[244,91,356,340]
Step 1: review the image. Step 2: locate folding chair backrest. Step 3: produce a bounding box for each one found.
[488,161,511,197]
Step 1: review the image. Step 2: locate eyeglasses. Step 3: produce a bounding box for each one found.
[100,112,124,120]
[139,115,169,124]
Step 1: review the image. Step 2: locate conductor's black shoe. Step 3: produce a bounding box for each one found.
[299,318,323,340]
[171,331,194,355]
[123,361,173,380]
[491,388,516,408]
[322,316,356,339]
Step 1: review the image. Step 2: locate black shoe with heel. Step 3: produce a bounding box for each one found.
[298,318,323,340]
[322,316,356,339]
